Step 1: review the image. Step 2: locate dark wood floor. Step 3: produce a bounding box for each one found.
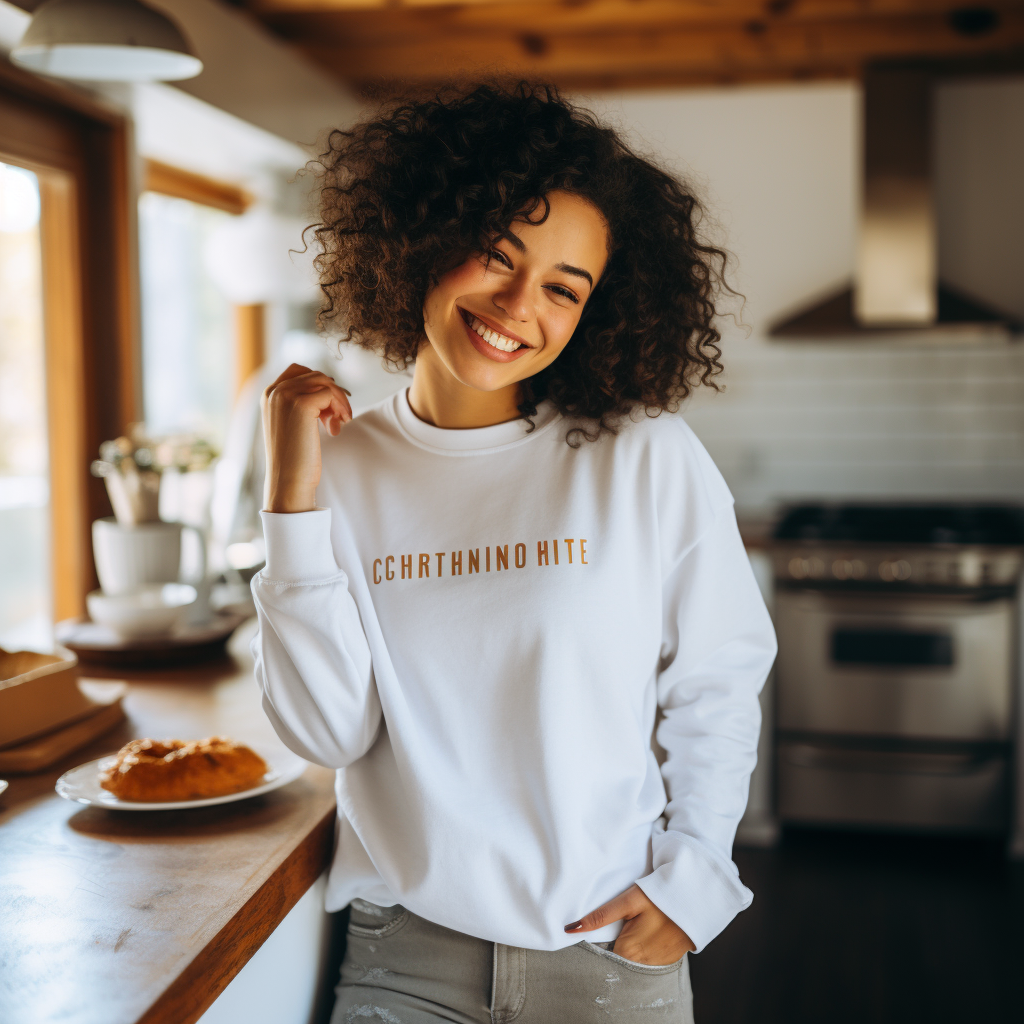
[691,828,1024,1024]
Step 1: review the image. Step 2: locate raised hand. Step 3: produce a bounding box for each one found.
[261,363,352,513]
[564,883,695,965]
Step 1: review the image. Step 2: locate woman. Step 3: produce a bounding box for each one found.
[252,83,776,1024]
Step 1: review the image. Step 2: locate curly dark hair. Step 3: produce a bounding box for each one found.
[313,82,730,440]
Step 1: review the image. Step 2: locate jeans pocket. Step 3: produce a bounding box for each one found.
[346,899,411,938]
[565,941,692,1022]
[580,940,687,974]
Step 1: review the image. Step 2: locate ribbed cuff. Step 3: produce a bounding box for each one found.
[634,830,753,954]
[260,509,340,583]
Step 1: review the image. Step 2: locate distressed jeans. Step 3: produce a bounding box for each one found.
[330,899,695,1024]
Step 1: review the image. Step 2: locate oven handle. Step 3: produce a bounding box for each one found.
[783,744,998,776]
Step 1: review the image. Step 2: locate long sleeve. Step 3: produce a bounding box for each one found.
[250,509,381,769]
[635,503,777,953]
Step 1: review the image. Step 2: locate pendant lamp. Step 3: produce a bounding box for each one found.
[11,0,202,82]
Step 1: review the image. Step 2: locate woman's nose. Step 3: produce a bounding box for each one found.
[492,278,532,323]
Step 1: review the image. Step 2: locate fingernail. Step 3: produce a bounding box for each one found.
[564,921,583,933]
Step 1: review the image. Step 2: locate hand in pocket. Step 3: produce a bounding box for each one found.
[564,883,695,965]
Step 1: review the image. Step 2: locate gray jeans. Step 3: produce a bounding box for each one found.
[331,899,695,1024]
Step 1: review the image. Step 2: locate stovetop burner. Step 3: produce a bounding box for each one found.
[771,504,1024,590]
[774,504,1024,546]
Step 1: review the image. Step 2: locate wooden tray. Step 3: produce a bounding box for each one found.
[0,681,127,773]
[55,612,249,668]
[0,644,97,748]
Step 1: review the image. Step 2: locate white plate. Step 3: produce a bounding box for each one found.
[0,779,8,796]
[55,746,307,811]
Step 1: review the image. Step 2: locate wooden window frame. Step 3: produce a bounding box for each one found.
[1,58,136,620]
[141,158,251,217]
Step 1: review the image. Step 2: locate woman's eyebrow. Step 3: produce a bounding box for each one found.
[501,231,527,252]
[499,232,594,287]
[556,263,593,287]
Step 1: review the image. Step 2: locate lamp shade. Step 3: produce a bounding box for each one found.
[11,0,202,82]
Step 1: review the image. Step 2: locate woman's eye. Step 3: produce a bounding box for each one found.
[488,249,512,268]
[547,285,579,304]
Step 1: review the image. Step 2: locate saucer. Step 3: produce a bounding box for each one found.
[55,610,248,667]
[86,583,197,639]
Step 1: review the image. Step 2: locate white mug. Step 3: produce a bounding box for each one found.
[92,518,207,596]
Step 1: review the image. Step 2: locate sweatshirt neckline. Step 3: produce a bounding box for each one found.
[391,388,561,454]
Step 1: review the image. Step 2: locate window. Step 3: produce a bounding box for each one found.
[1,68,135,642]
[138,191,235,446]
[137,161,252,451]
[0,163,48,649]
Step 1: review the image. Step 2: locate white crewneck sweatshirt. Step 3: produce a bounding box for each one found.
[251,390,776,953]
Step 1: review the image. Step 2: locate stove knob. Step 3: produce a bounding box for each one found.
[880,559,912,581]
[832,558,866,580]
[788,557,807,579]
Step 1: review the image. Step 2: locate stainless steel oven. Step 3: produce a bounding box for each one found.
[771,505,1023,833]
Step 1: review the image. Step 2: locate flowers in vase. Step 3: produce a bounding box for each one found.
[90,425,218,526]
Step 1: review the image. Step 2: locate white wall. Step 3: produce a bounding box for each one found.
[146,0,361,149]
[585,81,1024,514]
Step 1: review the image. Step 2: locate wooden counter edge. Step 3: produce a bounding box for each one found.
[136,805,336,1024]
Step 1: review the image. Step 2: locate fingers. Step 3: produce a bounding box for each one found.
[612,910,696,966]
[260,365,350,514]
[269,363,349,394]
[267,368,349,404]
[266,365,351,405]
[265,368,353,430]
[564,885,644,934]
[270,362,315,386]
[613,916,694,966]
[565,885,695,965]
[319,397,348,436]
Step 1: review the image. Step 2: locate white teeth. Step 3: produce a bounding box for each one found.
[468,314,522,353]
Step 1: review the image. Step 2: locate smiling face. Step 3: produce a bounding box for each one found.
[418,190,609,412]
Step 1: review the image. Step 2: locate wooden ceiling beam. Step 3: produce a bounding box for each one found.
[247,0,1016,19]
[294,11,1024,86]
[343,62,870,95]
[248,0,535,8]
[249,0,539,8]
[254,1,1024,42]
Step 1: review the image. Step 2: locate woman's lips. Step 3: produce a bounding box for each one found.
[458,308,533,363]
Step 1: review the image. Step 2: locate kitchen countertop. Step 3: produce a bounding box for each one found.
[0,622,336,1024]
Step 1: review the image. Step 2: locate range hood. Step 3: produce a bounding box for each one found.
[770,67,1022,343]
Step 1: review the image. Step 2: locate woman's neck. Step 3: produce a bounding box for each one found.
[407,344,524,429]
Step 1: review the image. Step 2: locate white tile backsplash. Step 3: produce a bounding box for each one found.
[682,338,1024,510]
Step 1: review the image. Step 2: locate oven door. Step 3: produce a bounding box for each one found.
[776,740,1009,831]
[775,589,1014,741]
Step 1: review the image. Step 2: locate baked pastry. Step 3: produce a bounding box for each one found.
[100,737,268,802]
